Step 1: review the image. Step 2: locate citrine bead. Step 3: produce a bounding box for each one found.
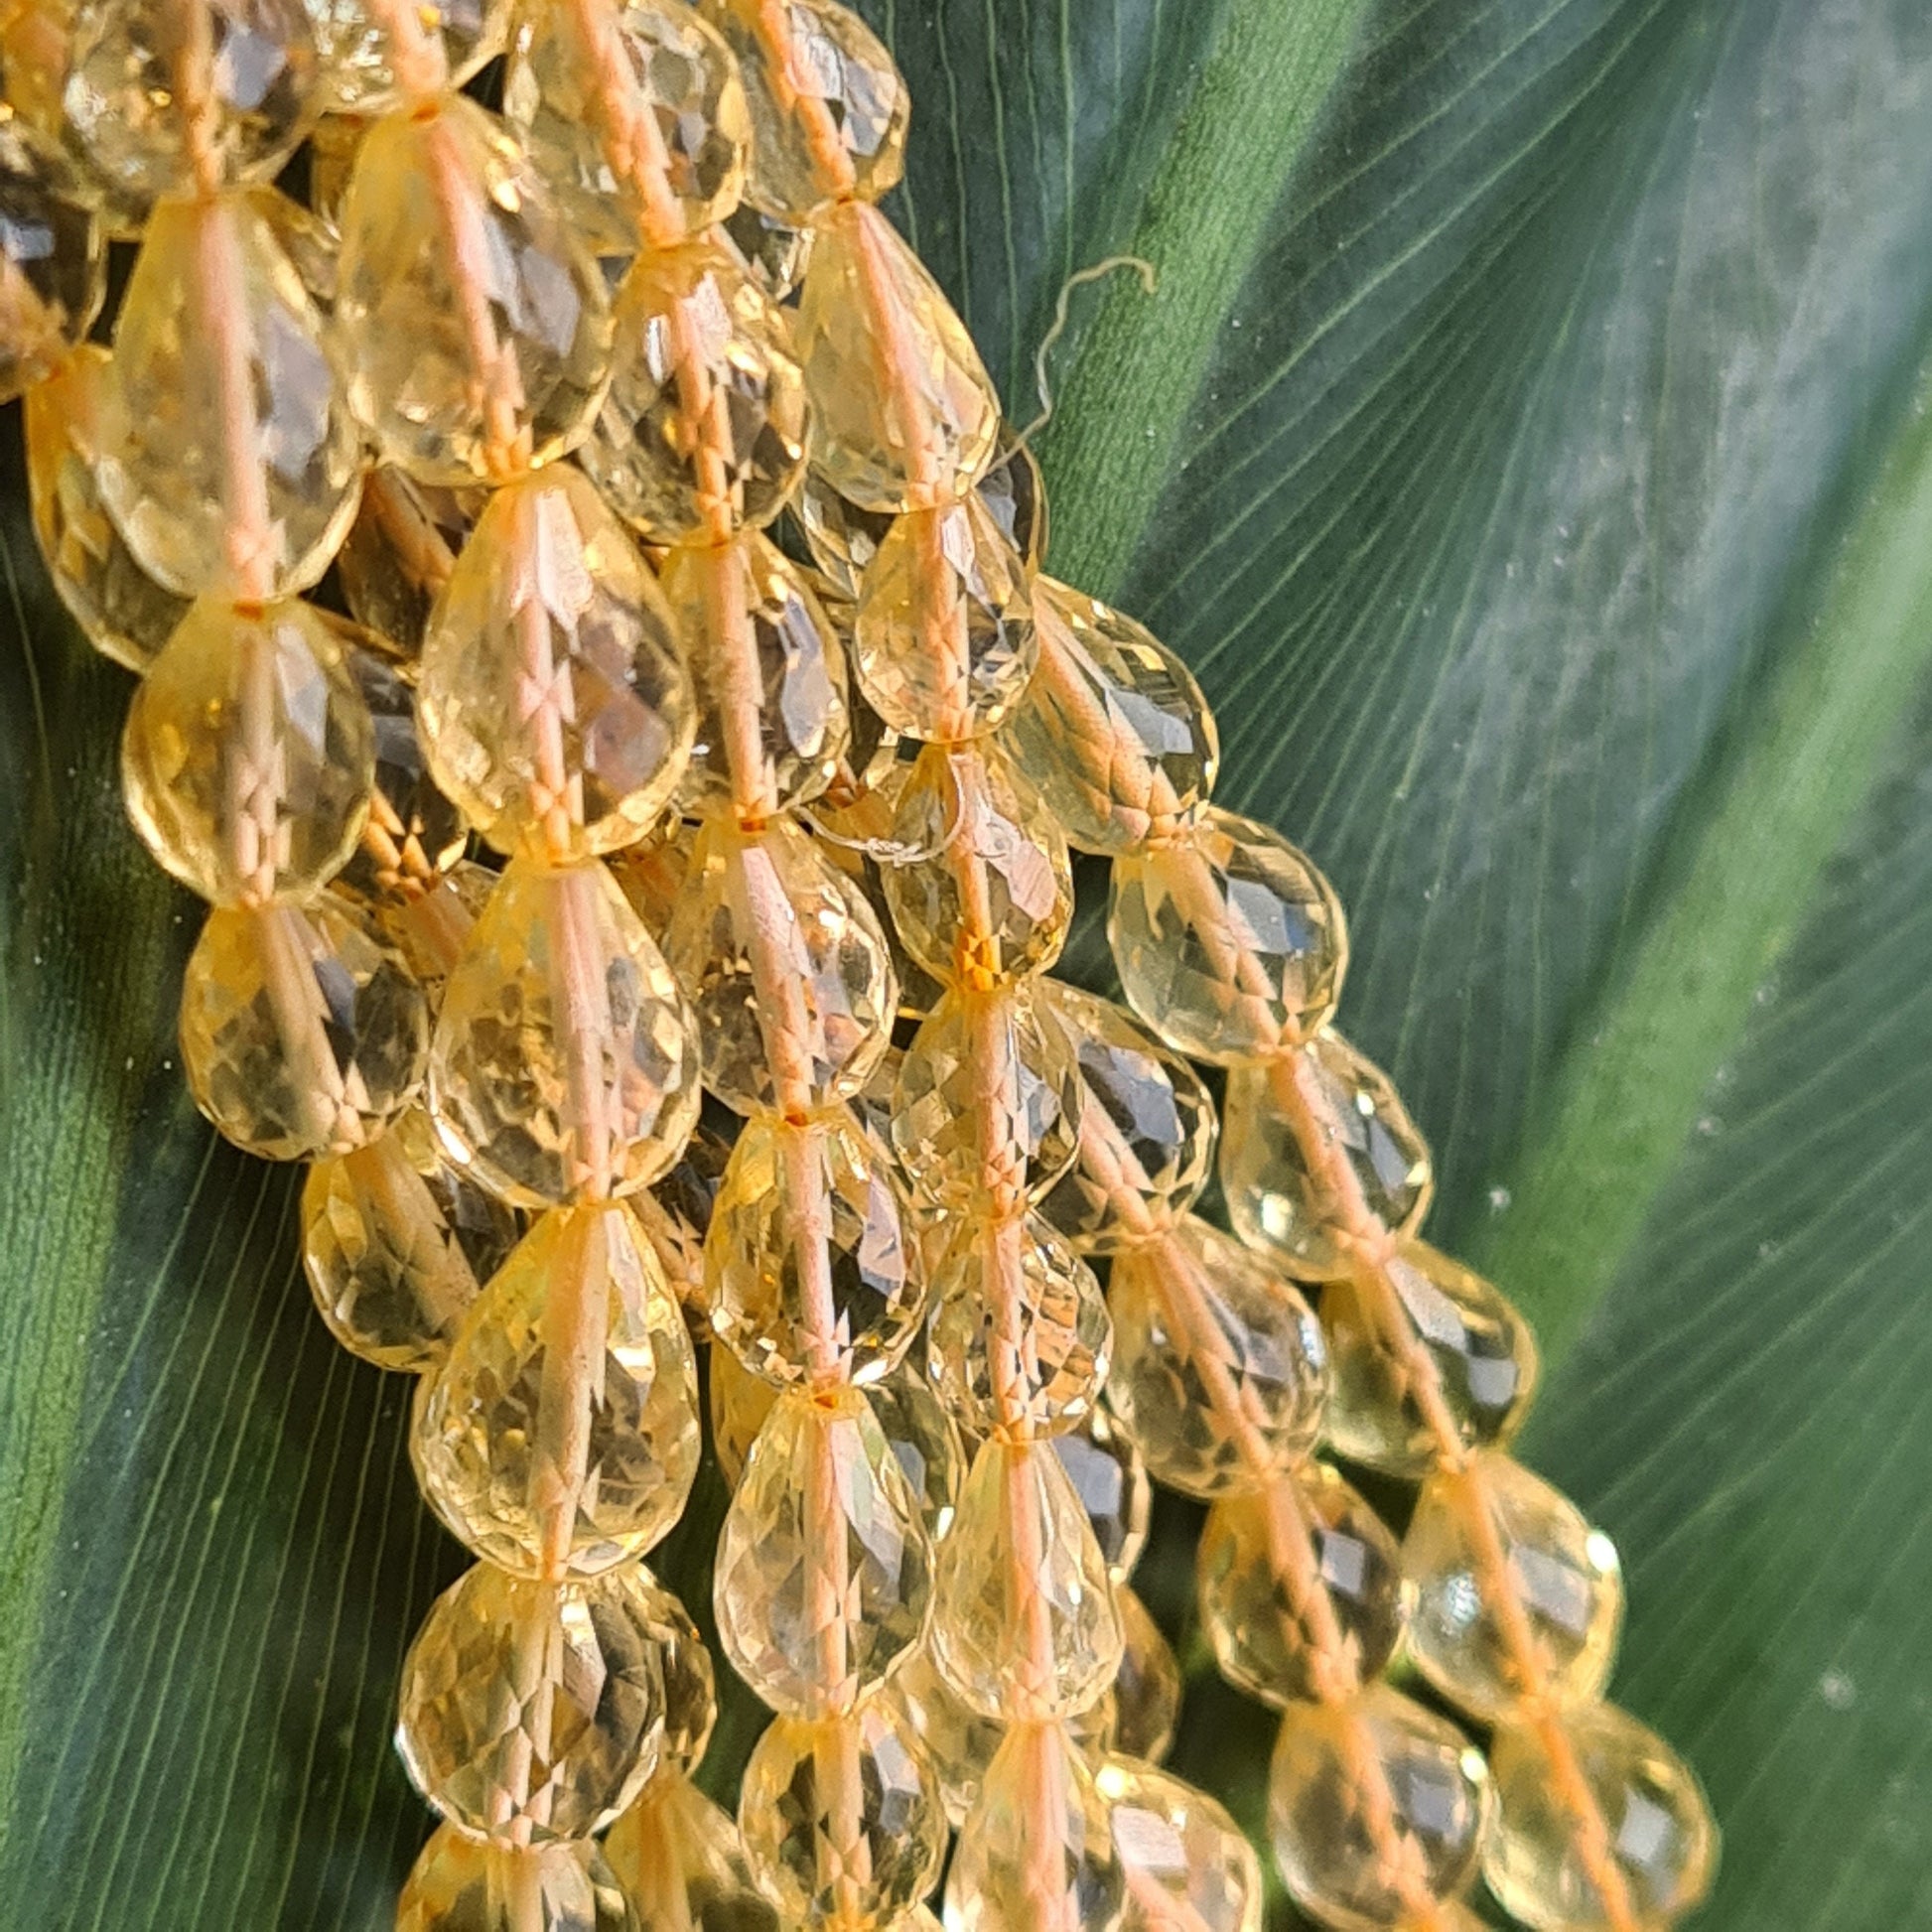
[396,1560,667,1843]
[0,129,101,401]
[412,1202,702,1578]
[852,492,1035,743]
[1098,1757,1264,1932]
[664,814,895,1114]
[310,0,509,114]
[865,1364,964,1542]
[579,239,808,544]
[1053,1406,1151,1587]
[704,0,907,220]
[738,1701,948,1926]
[1110,807,1348,1065]
[121,598,374,906]
[1403,1451,1622,1724]
[714,1386,933,1716]
[660,535,849,818]
[944,1721,1126,1932]
[101,192,361,601]
[706,1105,918,1389]
[1005,575,1218,854]
[1221,1033,1433,1280]
[793,201,1000,512]
[337,466,483,660]
[1196,1463,1406,1710]
[1105,1216,1328,1499]
[1035,983,1215,1254]
[606,1774,779,1932]
[181,895,428,1158]
[1484,1703,1717,1932]
[1268,1685,1491,1932]
[428,857,702,1206]
[930,1437,1122,1723]
[634,1568,717,1774]
[301,1105,516,1370]
[416,466,695,863]
[925,1212,1111,1442]
[708,1330,777,1488]
[396,1823,637,1932]
[1321,1239,1539,1476]
[337,94,612,484]
[1111,1587,1180,1765]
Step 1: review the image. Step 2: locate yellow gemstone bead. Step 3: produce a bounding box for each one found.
[336,466,483,661]
[714,1386,933,1716]
[0,130,101,401]
[708,1328,777,1487]
[121,598,374,905]
[865,1364,964,1542]
[1097,1757,1264,1932]
[1053,1406,1151,1587]
[417,466,695,863]
[886,1642,1005,1827]
[1109,806,1348,1065]
[793,200,1000,512]
[664,814,896,1114]
[706,1105,918,1389]
[1105,1216,1328,1499]
[181,895,428,1158]
[1196,1463,1406,1710]
[882,745,1073,992]
[1268,1685,1490,1932]
[1321,1238,1540,1477]
[1111,1587,1180,1765]
[100,193,361,601]
[1484,1703,1718,1932]
[396,1559,668,1843]
[396,1823,637,1932]
[944,1722,1125,1932]
[635,1569,718,1775]
[428,857,702,1207]
[301,1104,516,1371]
[930,1437,1122,1723]
[852,493,1035,743]
[580,239,808,543]
[337,94,612,484]
[925,1212,1111,1441]
[627,1113,735,1312]
[703,0,907,220]
[310,0,510,114]
[1221,1033,1433,1280]
[412,1202,702,1578]
[605,1774,779,1931]
[1403,1451,1622,1724]
[738,1702,948,1927]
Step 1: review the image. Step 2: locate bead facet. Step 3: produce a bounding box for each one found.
[395,1823,637,1932]
[1099,1757,1264,1932]
[0,127,103,400]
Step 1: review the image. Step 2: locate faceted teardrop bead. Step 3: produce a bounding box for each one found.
[181,895,428,1158]
[1268,1685,1491,1932]
[1110,807,1348,1065]
[660,535,849,818]
[1221,1033,1433,1280]
[1098,1758,1264,1932]
[1484,1703,1717,1932]
[337,94,613,485]
[867,1364,965,1541]
[1105,1217,1328,1500]
[24,345,187,672]
[337,467,484,660]
[930,1438,1122,1723]
[308,0,510,114]
[301,1105,517,1370]
[396,1560,668,1843]
[100,193,361,601]
[1321,1238,1539,1476]
[925,1213,1111,1442]
[738,1702,948,1927]
[1196,1462,1406,1711]
[428,857,702,1206]
[714,1386,933,1716]
[708,1331,777,1487]
[852,492,1035,743]
[893,984,1083,1216]
[1035,984,1215,1255]
[704,0,907,220]
[0,130,101,401]
[706,1106,918,1389]
[794,201,1000,512]
[1053,1407,1151,1587]
[579,239,808,543]
[1004,576,1218,855]
[396,1823,637,1932]
[417,467,695,862]
[945,1722,1126,1932]
[412,1202,702,1578]
[1111,1588,1180,1765]
[606,1775,779,1932]
[632,1569,718,1775]
[882,745,1073,992]
[664,814,895,1113]
[1403,1451,1622,1724]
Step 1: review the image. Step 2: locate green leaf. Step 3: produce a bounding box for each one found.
[6,0,1932,1925]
